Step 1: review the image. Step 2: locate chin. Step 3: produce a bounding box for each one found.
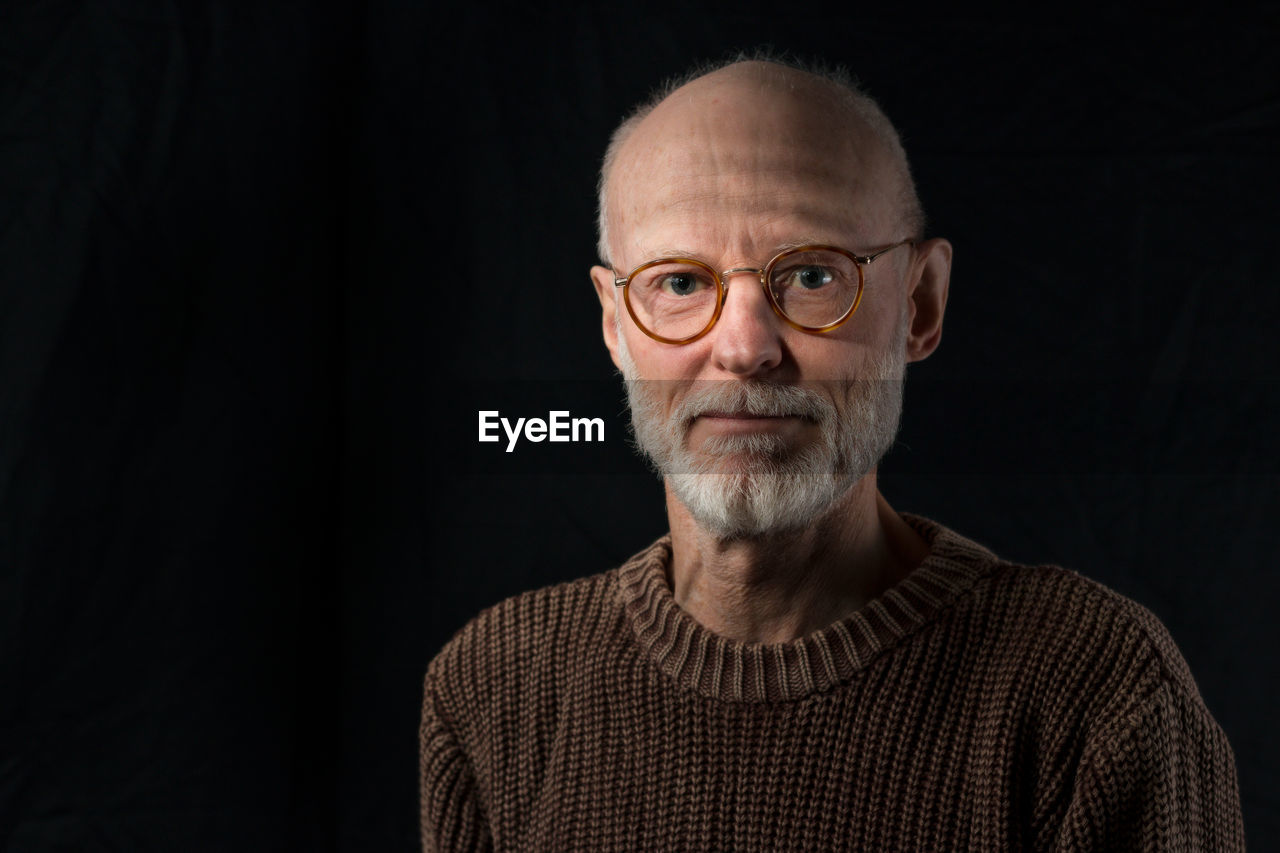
[688,433,796,472]
[667,446,857,540]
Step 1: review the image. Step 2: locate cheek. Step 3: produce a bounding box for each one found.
[622,331,708,382]
[788,335,865,381]
[861,280,909,337]
[806,301,905,368]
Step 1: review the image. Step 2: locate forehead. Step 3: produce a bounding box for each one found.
[608,69,900,264]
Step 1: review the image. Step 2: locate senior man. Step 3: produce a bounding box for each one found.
[421,57,1244,851]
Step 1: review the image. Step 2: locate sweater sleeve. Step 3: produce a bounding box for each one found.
[420,673,492,853]
[1052,678,1245,852]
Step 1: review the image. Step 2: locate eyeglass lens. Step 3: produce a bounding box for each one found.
[625,248,861,339]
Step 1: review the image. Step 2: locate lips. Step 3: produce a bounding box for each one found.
[690,411,811,439]
[696,410,811,424]
[699,410,791,419]
[671,382,834,428]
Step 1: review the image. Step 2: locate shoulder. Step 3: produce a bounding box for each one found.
[972,564,1243,847]
[979,560,1202,702]
[425,568,614,696]
[954,553,1222,772]
[906,518,1242,846]
[422,538,666,732]
[909,516,1206,715]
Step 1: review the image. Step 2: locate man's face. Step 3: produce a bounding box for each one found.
[591,65,932,538]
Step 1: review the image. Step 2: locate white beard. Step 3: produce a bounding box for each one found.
[617,322,906,540]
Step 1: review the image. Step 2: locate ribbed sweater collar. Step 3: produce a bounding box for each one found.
[617,514,1000,703]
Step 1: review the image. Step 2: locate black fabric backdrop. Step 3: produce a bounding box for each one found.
[2,2,1277,850]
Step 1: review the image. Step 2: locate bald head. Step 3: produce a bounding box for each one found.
[597,58,923,266]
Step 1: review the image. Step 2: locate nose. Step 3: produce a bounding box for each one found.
[709,270,783,376]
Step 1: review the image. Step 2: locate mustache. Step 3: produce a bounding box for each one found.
[660,381,838,427]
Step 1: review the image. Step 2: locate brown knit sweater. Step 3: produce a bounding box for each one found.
[419,515,1244,851]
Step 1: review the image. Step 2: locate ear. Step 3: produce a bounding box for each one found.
[903,238,952,363]
[591,265,623,370]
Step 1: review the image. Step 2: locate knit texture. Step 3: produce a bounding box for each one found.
[420,515,1244,851]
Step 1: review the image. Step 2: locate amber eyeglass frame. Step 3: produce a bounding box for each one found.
[612,240,914,345]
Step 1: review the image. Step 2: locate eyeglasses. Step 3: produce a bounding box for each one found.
[612,240,913,345]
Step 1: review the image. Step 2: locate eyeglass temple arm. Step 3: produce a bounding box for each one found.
[854,238,915,265]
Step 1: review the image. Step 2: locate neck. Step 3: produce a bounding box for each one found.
[664,474,928,644]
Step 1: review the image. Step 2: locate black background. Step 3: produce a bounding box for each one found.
[2,2,1277,850]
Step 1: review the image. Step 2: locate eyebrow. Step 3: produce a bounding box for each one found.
[772,237,830,253]
[644,238,834,262]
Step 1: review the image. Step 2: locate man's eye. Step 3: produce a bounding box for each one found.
[785,265,834,290]
[659,273,706,296]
